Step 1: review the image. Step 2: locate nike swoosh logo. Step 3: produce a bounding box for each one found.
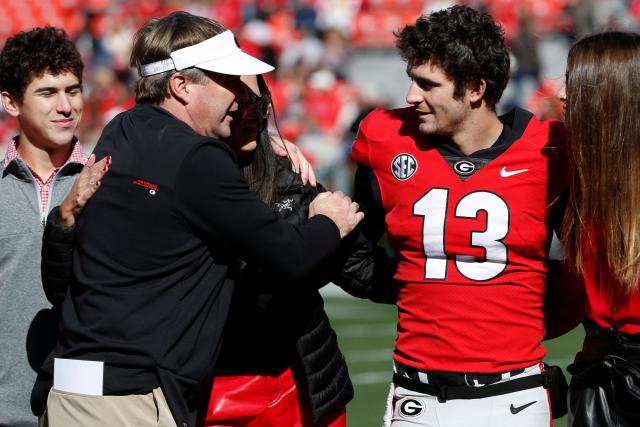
[500,166,528,177]
[510,401,536,414]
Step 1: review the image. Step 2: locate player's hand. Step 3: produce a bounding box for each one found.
[309,191,364,238]
[269,134,317,187]
[59,154,111,227]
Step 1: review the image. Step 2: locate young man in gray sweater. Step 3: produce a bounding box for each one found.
[0,26,87,427]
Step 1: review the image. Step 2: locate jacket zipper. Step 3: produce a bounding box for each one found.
[42,166,68,227]
[31,165,64,227]
[14,158,70,227]
[20,163,47,227]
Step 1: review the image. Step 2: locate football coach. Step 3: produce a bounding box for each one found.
[32,12,363,427]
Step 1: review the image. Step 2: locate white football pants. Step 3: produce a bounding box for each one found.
[384,364,551,427]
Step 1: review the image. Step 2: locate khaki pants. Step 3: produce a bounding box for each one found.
[40,387,177,427]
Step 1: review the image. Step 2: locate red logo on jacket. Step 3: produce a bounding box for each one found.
[133,179,158,195]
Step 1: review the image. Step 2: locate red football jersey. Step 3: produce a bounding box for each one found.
[351,107,568,373]
[582,246,640,334]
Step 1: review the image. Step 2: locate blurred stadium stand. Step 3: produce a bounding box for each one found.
[1,0,639,192]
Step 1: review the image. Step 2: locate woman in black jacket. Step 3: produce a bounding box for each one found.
[201,74,353,427]
[42,74,393,427]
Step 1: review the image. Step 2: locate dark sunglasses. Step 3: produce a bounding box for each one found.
[246,89,272,122]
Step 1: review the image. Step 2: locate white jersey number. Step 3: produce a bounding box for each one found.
[413,188,509,281]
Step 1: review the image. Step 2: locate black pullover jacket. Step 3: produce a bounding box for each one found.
[32,104,341,427]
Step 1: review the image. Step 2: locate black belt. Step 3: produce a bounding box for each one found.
[394,362,525,386]
[393,372,549,402]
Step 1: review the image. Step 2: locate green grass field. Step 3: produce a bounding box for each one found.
[322,289,585,427]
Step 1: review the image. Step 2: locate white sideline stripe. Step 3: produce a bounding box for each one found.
[345,349,393,362]
[351,371,392,385]
[338,324,396,338]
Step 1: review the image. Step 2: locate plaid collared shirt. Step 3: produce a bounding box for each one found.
[3,136,87,218]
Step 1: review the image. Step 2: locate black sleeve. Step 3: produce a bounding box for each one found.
[174,142,341,282]
[550,190,568,237]
[543,189,585,339]
[41,206,76,305]
[332,164,397,303]
[332,229,397,303]
[544,260,586,340]
[353,165,387,242]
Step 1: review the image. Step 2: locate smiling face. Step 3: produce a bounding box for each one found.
[2,71,83,150]
[405,61,472,137]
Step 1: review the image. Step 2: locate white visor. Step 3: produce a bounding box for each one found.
[139,30,274,77]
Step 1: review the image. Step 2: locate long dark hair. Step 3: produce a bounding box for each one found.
[562,31,640,294]
[238,75,279,207]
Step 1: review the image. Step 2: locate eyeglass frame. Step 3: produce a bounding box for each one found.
[246,88,272,122]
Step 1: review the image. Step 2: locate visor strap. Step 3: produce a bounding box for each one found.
[139,58,176,77]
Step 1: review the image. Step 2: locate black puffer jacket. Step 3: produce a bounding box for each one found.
[215,159,359,423]
[41,214,76,305]
[41,158,394,424]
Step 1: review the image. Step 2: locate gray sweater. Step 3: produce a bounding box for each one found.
[0,156,82,426]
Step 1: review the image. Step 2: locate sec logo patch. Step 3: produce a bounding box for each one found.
[391,153,418,181]
[398,398,424,418]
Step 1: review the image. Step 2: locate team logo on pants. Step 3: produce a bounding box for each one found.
[391,153,418,181]
[398,398,424,418]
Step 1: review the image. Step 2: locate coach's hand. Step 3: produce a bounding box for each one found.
[309,191,364,238]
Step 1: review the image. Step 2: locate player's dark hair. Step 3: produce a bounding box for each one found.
[563,31,640,294]
[130,11,226,104]
[396,5,509,109]
[0,26,83,103]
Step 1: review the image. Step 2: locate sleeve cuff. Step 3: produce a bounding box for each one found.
[45,206,77,240]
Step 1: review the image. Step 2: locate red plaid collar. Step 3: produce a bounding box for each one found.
[3,136,87,172]
[67,139,88,165]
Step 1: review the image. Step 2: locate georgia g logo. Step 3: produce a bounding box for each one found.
[391,153,418,181]
[453,160,476,176]
[398,398,424,418]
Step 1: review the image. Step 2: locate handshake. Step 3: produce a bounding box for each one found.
[309,191,365,238]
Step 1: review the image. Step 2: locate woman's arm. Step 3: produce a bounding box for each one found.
[331,165,397,303]
[41,154,111,305]
[332,230,397,304]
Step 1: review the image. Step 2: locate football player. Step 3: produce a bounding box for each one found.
[351,5,581,426]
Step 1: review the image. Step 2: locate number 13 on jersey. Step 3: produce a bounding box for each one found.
[413,188,510,281]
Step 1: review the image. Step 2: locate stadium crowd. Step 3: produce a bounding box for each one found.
[2,0,640,192]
